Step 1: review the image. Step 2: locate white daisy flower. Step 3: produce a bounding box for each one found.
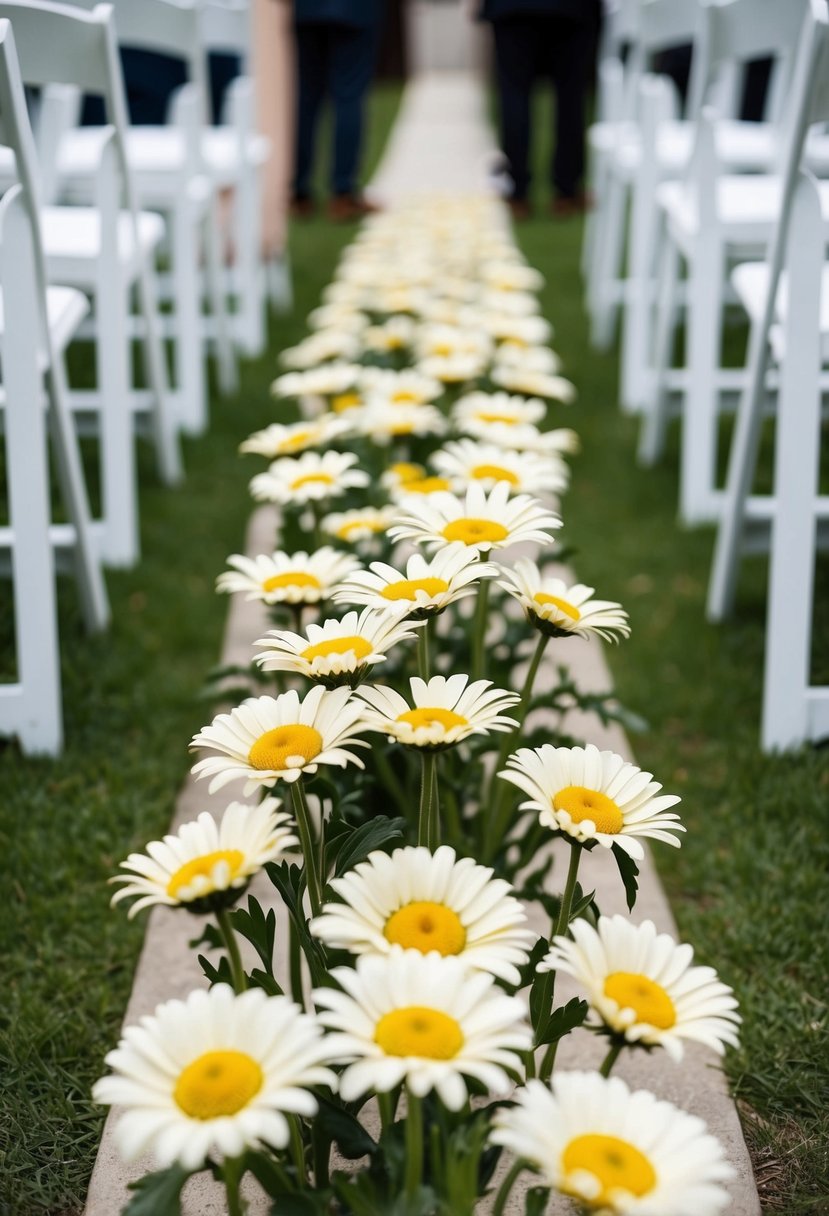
[389,482,561,555]
[314,949,531,1110]
[493,343,562,376]
[478,289,542,318]
[253,608,422,684]
[93,985,337,1171]
[482,313,552,347]
[452,391,547,432]
[491,365,577,404]
[353,402,447,445]
[328,390,364,415]
[481,261,544,293]
[540,915,741,1061]
[356,674,520,750]
[109,799,297,917]
[362,315,417,354]
[491,1072,734,1215]
[466,420,580,457]
[271,362,362,402]
[307,303,369,334]
[239,416,351,459]
[498,743,684,859]
[497,562,629,642]
[415,326,493,367]
[379,461,427,494]
[332,544,494,617]
[311,844,533,983]
[321,506,397,545]
[250,451,369,507]
[432,439,568,498]
[280,329,360,368]
[216,548,361,606]
[386,474,454,502]
[190,685,370,793]
[417,352,489,385]
[361,367,443,406]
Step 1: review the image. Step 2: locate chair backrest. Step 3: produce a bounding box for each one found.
[108,0,209,121]
[202,0,251,71]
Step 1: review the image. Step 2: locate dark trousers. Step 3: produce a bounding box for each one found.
[293,22,377,199]
[493,15,595,201]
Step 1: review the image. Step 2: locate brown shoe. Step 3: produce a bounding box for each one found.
[507,198,532,222]
[551,191,593,220]
[327,194,379,223]
[290,196,315,219]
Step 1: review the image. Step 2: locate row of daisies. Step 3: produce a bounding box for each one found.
[93,198,740,1215]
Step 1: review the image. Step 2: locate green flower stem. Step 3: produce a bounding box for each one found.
[288,917,304,1009]
[539,843,583,1081]
[373,744,409,812]
[471,576,491,681]
[429,758,440,846]
[404,1088,423,1202]
[417,617,432,680]
[378,1090,394,1133]
[484,632,550,862]
[222,1155,247,1216]
[313,1123,331,1189]
[418,751,438,847]
[599,1040,624,1078]
[216,908,247,993]
[291,780,323,918]
[289,1114,307,1182]
[492,1160,525,1216]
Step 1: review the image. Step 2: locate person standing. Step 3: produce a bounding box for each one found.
[291,0,383,220]
[480,0,601,218]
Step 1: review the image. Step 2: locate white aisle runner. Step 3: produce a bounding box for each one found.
[84,73,761,1216]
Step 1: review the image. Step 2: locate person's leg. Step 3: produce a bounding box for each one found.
[492,19,536,205]
[328,21,379,200]
[548,15,595,203]
[293,24,328,203]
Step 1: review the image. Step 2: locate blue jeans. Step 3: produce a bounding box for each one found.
[293,22,378,199]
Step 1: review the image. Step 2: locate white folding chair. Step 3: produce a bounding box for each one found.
[704,0,829,627]
[0,0,184,568]
[759,170,829,750]
[56,0,238,434]
[637,0,829,525]
[201,0,271,357]
[0,19,110,751]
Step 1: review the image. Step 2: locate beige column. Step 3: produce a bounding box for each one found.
[252,0,294,256]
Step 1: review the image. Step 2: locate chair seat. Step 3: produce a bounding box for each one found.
[40,206,165,288]
[657,174,829,252]
[613,119,780,180]
[202,127,270,186]
[0,284,88,356]
[732,261,829,362]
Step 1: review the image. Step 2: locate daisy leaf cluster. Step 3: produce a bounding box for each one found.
[93,196,739,1216]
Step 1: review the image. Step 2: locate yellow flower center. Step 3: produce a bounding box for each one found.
[396,707,468,732]
[403,477,451,495]
[604,973,676,1029]
[476,411,517,424]
[552,786,623,834]
[384,900,467,956]
[432,342,454,357]
[248,724,323,771]
[388,420,416,435]
[471,463,519,486]
[279,429,315,453]
[442,518,509,546]
[291,473,335,490]
[500,337,528,350]
[562,1134,656,1204]
[374,1006,464,1059]
[391,390,420,404]
[533,592,581,621]
[174,1050,263,1120]
[166,850,245,899]
[381,577,450,602]
[391,462,425,484]
[331,392,361,413]
[262,571,322,593]
[301,636,373,664]
[336,518,384,539]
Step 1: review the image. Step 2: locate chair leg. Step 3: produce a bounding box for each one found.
[588,172,627,351]
[637,232,680,467]
[95,278,139,566]
[267,249,293,312]
[136,257,183,485]
[171,198,207,435]
[204,194,238,396]
[233,165,266,358]
[620,169,658,414]
[679,236,725,525]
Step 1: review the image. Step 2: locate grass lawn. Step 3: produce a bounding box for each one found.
[0,85,401,1216]
[2,74,827,1216]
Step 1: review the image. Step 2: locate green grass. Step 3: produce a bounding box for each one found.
[0,84,401,1216]
[514,112,829,1212]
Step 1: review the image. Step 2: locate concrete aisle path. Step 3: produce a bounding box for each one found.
[84,73,760,1215]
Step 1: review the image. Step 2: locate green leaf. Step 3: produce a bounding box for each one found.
[611,844,639,911]
[525,1186,550,1216]
[314,1093,378,1160]
[231,896,276,972]
[123,1165,190,1216]
[537,996,589,1046]
[333,816,407,876]
[197,953,233,988]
